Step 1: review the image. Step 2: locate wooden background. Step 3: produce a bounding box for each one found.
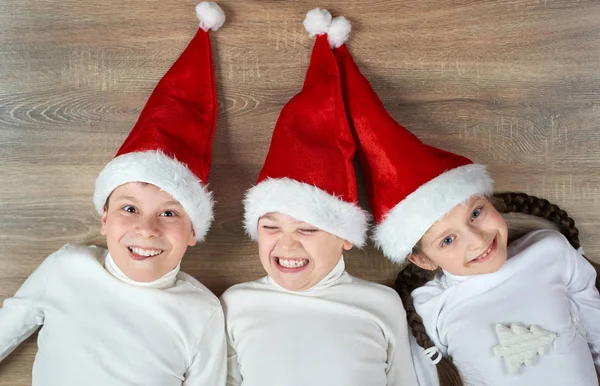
[1,0,599,382]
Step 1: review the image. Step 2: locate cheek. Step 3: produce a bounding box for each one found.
[169,223,195,245]
[305,237,340,266]
[257,235,276,256]
[489,211,508,233]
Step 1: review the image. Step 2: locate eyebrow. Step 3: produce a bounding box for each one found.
[114,195,139,203]
[428,199,486,246]
[429,229,450,247]
[163,200,183,207]
[259,215,305,225]
[112,196,181,208]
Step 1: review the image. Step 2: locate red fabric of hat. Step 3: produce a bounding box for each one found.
[334,44,493,261]
[94,2,225,241]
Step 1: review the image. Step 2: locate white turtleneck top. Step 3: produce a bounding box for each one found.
[0,244,226,386]
[411,230,600,386]
[220,257,419,386]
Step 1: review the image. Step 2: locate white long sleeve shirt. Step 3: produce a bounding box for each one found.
[0,244,227,386]
[411,230,600,386]
[220,257,419,386]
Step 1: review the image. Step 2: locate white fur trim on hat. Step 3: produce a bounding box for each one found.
[196,2,225,32]
[93,151,214,242]
[373,164,493,263]
[243,177,370,247]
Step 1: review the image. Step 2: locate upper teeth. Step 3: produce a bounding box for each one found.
[476,244,493,260]
[129,247,162,257]
[278,258,308,268]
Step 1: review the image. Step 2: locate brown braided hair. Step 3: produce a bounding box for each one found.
[395,192,597,386]
[494,192,600,290]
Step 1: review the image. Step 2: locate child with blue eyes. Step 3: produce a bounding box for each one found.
[333,35,600,385]
[0,3,227,385]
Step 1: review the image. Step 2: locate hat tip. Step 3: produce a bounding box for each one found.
[328,16,351,48]
[303,8,351,48]
[303,8,332,37]
[196,2,225,32]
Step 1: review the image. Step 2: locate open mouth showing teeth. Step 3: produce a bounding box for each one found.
[276,257,309,269]
[128,247,163,257]
[471,237,496,263]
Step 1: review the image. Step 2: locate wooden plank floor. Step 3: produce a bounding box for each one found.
[1,0,600,382]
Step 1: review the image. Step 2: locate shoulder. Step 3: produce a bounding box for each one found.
[47,244,107,266]
[345,274,403,305]
[411,274,446,305]
[340,275,409,323]
[220,278,269,305]
[175,271,221,310]
[510,229,573,261]
[410,275,450,324]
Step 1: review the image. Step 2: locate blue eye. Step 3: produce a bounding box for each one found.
[441,236,455,247]
[471,208,482,220]
[123,205,137,213]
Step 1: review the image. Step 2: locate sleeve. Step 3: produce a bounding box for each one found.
[0,252,56,362]
[183,306,227,386]
[562,240,600,366]
[226,333,242,386]
[384,295,421,386]
[412,284,449,357]
[409,334,440,386]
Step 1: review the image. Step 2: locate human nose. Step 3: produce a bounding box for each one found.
[136,215,161,238]
[278,232,300,251]
[465,224,488,251]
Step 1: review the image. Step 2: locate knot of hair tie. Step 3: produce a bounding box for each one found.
[424,346,442,365]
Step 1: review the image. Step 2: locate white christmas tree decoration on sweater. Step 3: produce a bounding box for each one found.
[493,323,557,375]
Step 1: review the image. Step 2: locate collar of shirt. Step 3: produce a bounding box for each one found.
[103,252,180,290]
[440,269,474,288]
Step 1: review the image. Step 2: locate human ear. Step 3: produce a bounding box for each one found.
[188,228,197,247]
[100,209,108,236]
[342,239,353,251]
[407,253,438,271]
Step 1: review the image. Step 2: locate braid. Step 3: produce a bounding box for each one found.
[395,191,597,386]
[493,192,600,290]
[395,263,463,386]
[493,192,580,248]
[395,265,434,348]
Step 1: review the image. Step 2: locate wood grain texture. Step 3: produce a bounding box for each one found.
[1,0,600,382]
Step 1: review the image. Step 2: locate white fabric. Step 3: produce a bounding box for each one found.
[373,164,493,263]
[220,257,419,386]
[104,252,180,290]
[0,244,226,386]
[243,177,370,247]
[94,150,214,242]
[411,230,600,386]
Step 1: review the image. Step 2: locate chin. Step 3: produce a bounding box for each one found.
[486,254,507,274]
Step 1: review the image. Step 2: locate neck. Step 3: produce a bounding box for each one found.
[441,268,473,286]
[104,253,180,290]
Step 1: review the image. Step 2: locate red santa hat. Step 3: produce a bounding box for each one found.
[243,9,369,247]
[333,44,493,262]
[93,2,225,242]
